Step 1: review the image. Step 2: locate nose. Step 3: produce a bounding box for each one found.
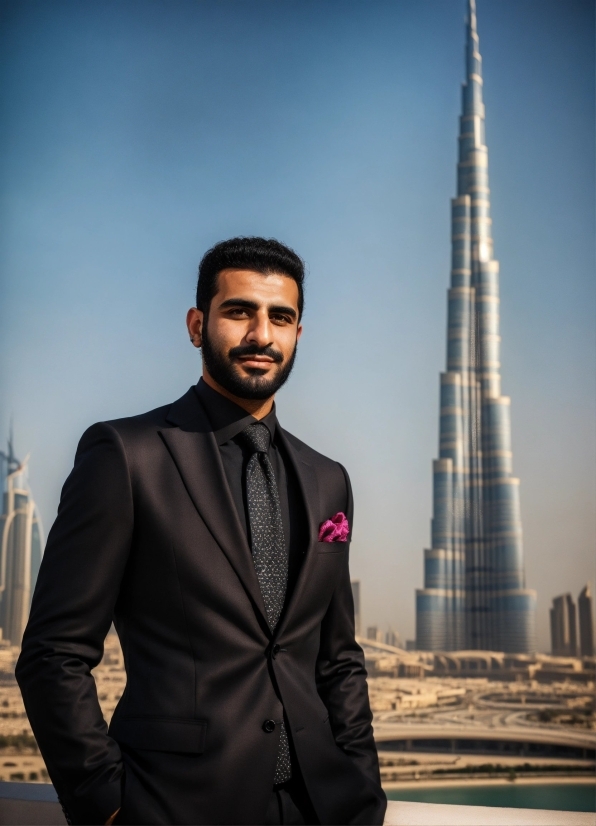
[245,310,273,348]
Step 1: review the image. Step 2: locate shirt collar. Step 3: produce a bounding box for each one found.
[193,378,277,447]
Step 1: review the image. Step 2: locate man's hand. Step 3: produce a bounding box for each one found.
[105,807,120,825]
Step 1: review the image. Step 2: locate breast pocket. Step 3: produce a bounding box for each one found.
[316,540,349,555]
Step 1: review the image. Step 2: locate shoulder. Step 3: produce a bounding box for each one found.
[77,404,169,446]
[74,387,202,472]
[75,395,183,466]
[106,403,172,438]
[71,404,174,489]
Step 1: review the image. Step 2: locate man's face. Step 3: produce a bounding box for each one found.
[191,268,302,401]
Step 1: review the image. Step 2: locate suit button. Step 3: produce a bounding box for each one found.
[271,644,281,658]
[263,719,276,733]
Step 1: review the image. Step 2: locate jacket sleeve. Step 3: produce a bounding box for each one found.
[314,464,385,815]
[16,422,133,825]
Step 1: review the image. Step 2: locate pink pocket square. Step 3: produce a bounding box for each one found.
[318,512,349,543]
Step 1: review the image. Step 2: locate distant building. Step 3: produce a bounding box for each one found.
[367,626,382,643]
[405,640,417,652]
[0,437,44,646]
[385,629,401,648]
[415,0,536,653]
[361,637,593,684]
[550,594,577,657]
[578,584,594,657]
[351,580,361,636]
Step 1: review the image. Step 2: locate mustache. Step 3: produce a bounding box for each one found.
[228,344,284,364]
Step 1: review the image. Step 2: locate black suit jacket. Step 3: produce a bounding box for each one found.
[16,387,386,825]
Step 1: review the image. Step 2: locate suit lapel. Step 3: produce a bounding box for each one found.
[159,389,270,632]
[275,427,320,637]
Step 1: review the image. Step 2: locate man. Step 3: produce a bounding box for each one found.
[16,237,386,826]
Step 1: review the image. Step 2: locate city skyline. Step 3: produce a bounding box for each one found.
[0,436,44,646]
[416,0,536,652]
[0,0,593,651]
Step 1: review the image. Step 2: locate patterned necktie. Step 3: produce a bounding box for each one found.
[239,422,291,784]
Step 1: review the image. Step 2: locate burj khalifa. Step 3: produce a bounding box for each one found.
[415,0,536,653]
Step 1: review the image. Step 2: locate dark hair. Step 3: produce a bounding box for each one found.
[196,237,305,318]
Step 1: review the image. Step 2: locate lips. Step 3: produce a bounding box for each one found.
[228,344,284,365]
[238,355,275,365]
[237,358,275,373]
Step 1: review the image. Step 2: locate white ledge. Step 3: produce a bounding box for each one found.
[384,800,595,826]
[0,783,593,826]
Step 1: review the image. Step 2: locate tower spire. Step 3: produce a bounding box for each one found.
[8,418,15,466]
[1,420,20,475]
[466,0,481,90]
[468,0,477,32]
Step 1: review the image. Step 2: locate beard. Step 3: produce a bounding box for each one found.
[200,323,298,401]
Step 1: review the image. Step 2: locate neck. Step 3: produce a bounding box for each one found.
[201,370,274,420]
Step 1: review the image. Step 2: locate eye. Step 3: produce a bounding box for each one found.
[270,313,292,325]
[227,307,250,318]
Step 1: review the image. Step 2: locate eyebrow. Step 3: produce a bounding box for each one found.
[218,298,297,320]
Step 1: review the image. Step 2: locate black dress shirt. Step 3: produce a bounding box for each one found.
[193,378,307,604]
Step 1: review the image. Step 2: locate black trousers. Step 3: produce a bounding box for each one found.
[263,776,319,826]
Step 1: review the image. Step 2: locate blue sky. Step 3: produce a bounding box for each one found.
[1,0,593,650]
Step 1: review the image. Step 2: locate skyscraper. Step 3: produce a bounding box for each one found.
[0,436,44,646]
[385,629,400,649]
[577,584,594,657]
[415,0,536,653]
[550,594,578,657]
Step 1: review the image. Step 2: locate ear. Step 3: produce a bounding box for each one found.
[186,307,204,348]
[296,323,303,343]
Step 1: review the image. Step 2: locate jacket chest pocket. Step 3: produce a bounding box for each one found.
[316,540,349,555]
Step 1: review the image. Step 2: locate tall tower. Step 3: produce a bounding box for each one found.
[0,434,44,646]
[578,585,594,657]
[550,594,577,656]
[415,0,536,653]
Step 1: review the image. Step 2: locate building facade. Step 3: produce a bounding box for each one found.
[415,0,536,653]
[0,438,44,646]
[550,594,578,657]
[577,584,594,657]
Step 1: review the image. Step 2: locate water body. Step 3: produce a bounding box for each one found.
[385,783,596,812]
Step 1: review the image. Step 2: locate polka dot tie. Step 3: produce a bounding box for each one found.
[240,422,291,784]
